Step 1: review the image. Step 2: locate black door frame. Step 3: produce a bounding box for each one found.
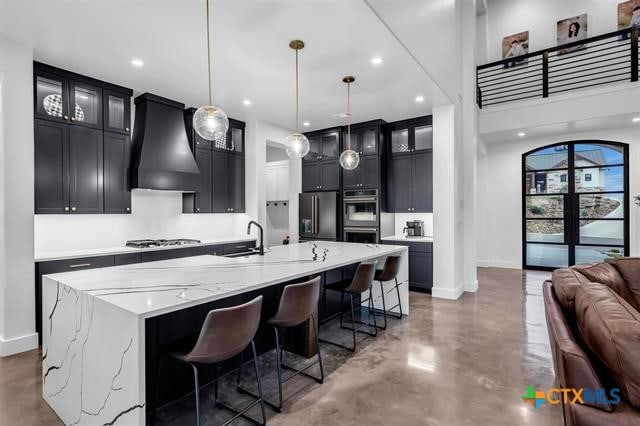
[522,140,629,271]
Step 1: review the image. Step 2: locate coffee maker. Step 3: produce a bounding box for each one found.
[404,220,425,237]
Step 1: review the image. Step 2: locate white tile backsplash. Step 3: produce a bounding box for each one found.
[34,190,253,253]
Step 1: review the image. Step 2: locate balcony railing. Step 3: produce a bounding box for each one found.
[476,27,639,108]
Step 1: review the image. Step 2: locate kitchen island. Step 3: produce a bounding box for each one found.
[41,241,409,425]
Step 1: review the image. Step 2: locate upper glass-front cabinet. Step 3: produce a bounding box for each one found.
[35,72,69,122]
[229,125,244,153]
[321,132,340,159]
[35,68,104,129]
[103,89,131,134]
[303,136,321,162]
[361,128,377,155]
[390,118,433,154]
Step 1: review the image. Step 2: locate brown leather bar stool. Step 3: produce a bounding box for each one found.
[238,276,324,412]
[320,261,377,352]
[161,296,266,426]
[370,255,403,329]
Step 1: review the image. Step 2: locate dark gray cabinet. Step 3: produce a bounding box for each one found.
[34,62,133,215]
[342,155,379,189]
[302,129,341,192]
[183,112,245,214]
[388,150,432,213]
[381,240,432,291]
[69,126,103,214]
[35,120,105,214]
[103,132,131,214]
[35,120,69,214]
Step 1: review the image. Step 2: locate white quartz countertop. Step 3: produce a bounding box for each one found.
[381,235,433,243]
[34,236,257,262]
[43,241,408,318]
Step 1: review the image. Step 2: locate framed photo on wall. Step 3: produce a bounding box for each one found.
[557,13,587,55]
[502,31,529,68]
[618,0,640,30]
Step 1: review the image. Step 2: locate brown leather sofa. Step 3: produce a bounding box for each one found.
[544,258,640,426]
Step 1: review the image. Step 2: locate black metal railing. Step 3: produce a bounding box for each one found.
[476,27,639,108]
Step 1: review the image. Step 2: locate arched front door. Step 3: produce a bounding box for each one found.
[522,141,629,270]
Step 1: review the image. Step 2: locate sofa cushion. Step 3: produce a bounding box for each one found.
[606,257,640,309]
[572,262,638,311]
[553,268,590,315]
[575,282,640,409]
[543,282,612,412]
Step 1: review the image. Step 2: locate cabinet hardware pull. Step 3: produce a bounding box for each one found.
[71,206,77,212]
[64,206,70,212]
[125,128,130,132]
[70,117,75,121]
[126,207,130,211]
[63,115,69,121]
[69,263,91,268]
[196,208,200,212]
[236,245,247,249]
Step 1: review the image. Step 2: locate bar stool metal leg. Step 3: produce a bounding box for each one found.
[274,326,284,412]
[310,314,325,383]
[191,364,201,426]
[251,341,267,426]
[378,280,388,329]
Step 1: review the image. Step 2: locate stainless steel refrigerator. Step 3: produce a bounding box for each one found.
[299,192,339,241]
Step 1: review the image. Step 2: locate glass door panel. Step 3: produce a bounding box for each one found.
[36,75,67,120]
[107,95,125,129]
[361,129,377,155]
[303,136,321,161]
[391,129,410,153]
[230,127,243,153]
[414,125,433,151]
[69,81,102,128]
[523,142,628,270]
[321,133,339,159]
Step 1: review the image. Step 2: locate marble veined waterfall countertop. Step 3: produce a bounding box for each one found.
[42,241,409,425]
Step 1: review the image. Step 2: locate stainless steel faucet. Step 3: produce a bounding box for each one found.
[247,220,264,255]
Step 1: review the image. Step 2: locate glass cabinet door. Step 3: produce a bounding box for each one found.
[303,136,321,162]
[391,128,410,154]
[229,126,244,153]
[321,132,340,159]
[69,80,102,129]
[414,125,433,151]
[103,89,131,134]
[35,72,69,122]
[361,128,377,155]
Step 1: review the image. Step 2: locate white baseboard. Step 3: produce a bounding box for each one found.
[464,280,478,292]
[477,259,521,269]
[0,332,38,357]
[431,284,464,300]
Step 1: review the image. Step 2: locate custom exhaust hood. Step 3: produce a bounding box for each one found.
[131,93,200,191]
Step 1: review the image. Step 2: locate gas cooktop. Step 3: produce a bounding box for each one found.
[125,239,201,248]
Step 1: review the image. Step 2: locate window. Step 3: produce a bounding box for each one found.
[522,141,628,270]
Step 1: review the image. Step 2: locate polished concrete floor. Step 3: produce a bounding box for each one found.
[0,268,562,425]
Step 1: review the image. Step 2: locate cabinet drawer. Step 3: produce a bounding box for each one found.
[206,244,224,256]
[382,240,431,253]
[114,253,142,265]
[39,255,115,275]
[141,246,206,263]
[222,241,255,255]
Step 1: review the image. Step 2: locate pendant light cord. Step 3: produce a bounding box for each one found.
[295,48,299,133]
[347,81,351,150]
[205,0,212,105]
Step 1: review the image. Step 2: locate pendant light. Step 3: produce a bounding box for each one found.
[285,40,310,159]
[193,0,229,141]
[339,76,359,170]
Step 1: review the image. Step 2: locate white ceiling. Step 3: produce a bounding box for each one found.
[1,0,450,131]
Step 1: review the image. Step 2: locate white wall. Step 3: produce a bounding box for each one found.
[477,126,640,269]
[0,36,37,356]
[480,0,625,63]
[34,191,252,253]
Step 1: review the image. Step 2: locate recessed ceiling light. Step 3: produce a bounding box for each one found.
[371,56,383,66]
[131,58,144,67]
[518,132,526,137]
[415,95,425,103]
[242,99,252,106]
[303,121,310,127]
[633,116,640,123]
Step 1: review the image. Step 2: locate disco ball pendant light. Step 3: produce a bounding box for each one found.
[193,0,229,141]
[339,76,359,170]
[285,40,310,159]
